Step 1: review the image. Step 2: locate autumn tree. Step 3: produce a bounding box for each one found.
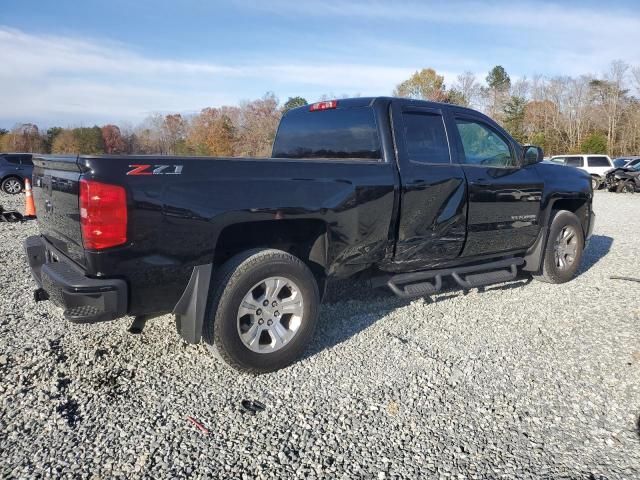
[188,107,237,156]
[162,114,188,154]
[101,125,127,154]
[73,126,104,154]
[393,68,448,102]
[235,93,281,157]
[1,123,43,152]
[51,129,80,154]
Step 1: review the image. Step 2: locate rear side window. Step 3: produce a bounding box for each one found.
[273,107,381,160]
[4,155,21,165]
[564,157,584,167]
[587,156,610,167]
[21,155,33,166]
[402,112,450,164]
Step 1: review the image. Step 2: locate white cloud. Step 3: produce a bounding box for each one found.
[238,0,640,74]
[0,27,423,126]
[240,0,640,35]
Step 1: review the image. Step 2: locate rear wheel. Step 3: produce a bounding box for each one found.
[203,249,320,373]
[1,177,23,194]
[533,210,584,284]
[616,181,635,193]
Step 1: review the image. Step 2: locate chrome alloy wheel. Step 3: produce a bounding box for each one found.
[237,276,304,353]
[554,225,578,270]
[3,178,22,194]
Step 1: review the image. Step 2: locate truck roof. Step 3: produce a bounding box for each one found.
[288,96,479,115]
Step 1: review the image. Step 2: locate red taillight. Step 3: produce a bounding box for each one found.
[79,179,127,250]
[309,100,338,111]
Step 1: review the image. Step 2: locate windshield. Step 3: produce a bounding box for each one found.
[613,158,629,167]
[613,158,629,168]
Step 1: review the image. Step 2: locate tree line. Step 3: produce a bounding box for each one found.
[0,94,307,158]
[1,61,639,157]
[394,62,640,156]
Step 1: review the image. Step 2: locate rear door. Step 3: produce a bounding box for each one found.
[450,112,543,256]
[586,155,612,176]
[391,103,467,266]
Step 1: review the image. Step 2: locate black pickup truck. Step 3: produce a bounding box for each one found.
[24,97,595,372]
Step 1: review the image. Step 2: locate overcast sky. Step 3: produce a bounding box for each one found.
[1,0,639,128]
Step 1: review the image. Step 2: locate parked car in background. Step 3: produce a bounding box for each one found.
[605,162,640,193]
[612,156,640,169]
[0,153,34,194]
[549,154,613,189]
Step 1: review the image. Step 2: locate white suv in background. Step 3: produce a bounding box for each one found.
[549,154,614,189]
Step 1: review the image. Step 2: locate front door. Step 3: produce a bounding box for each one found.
[451,114,543,257]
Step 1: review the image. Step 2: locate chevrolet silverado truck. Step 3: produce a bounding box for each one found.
[24,97,595,373]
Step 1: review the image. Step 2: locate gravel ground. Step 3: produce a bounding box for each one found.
[0,192,639,479]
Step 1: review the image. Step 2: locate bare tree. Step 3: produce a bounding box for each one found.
[452,72,481,107]
[589,60,629,155]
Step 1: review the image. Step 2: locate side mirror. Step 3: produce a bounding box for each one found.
[522,145,543,165]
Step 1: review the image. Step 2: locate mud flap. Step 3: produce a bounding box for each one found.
[173,264,212,344]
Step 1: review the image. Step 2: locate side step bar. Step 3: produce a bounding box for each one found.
[387,258,524,299]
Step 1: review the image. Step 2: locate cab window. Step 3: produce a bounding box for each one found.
[455,119,516,167]
[402,112,450,164]
[565,157,584,167]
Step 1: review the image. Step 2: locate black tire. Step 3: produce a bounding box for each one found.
[533,210,584,284]
[590,177,600,191]
[616,181,635,194]
[203,249,320,373]
[1,177,23,194]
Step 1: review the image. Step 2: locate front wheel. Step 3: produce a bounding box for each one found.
[203,249,320,373]
[616,181,635,193]
[1,177,23,194]
[591,177,601,191]
[533,210,585,284]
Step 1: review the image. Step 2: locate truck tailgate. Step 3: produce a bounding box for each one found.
[32,155,86,267]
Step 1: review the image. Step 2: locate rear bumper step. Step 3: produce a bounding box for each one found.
[24,235,128,323]
[387,257,523,299]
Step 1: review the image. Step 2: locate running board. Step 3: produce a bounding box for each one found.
[387,258,523,299]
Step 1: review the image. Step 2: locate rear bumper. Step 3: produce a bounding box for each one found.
[24,235,127,323]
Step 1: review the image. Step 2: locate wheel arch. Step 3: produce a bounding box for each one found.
[212,218,330,291]
[524,196,590,273]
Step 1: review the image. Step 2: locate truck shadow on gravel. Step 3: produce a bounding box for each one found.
[306,275,532,359]
[579,235,613,276]
[307,235,613,359]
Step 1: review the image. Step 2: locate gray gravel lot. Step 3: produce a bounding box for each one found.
[0,192,639,479]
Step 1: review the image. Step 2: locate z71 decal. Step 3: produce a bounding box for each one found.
[126,164,183,176]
